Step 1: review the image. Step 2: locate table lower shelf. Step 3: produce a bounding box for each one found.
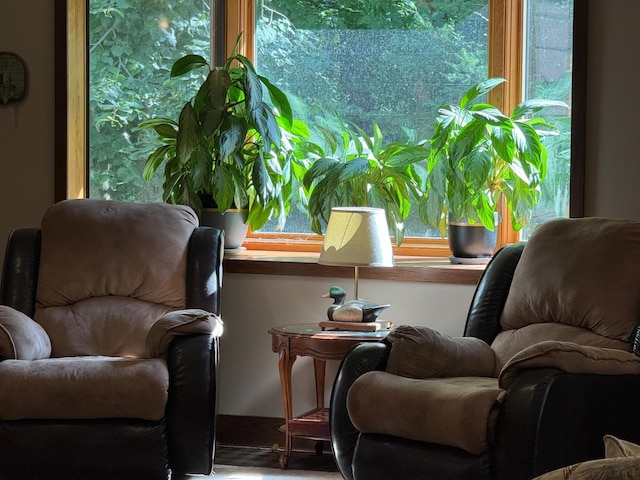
[282,407,330,440]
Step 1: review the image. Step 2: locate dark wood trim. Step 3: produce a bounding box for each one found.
[570,0,588,218]
[54,0,67,202]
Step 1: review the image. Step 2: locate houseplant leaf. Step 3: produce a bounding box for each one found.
[176,102,200,165]
[170,54,208,77]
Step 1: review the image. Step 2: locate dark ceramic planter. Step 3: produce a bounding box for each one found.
[448,217,497,264]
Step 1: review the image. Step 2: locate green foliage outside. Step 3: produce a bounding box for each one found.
[88,0,211,202]
[87,0,572,237]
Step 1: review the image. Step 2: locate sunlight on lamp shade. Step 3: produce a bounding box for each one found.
[319,207,395,267]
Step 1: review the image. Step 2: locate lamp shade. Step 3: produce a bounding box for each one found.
[319,207,395,267]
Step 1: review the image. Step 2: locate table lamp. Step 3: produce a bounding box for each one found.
[318,207,395,301]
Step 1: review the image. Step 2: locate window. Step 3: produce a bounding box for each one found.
[60,0,583,256]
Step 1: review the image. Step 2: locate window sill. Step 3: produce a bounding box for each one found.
[223,250,485,285]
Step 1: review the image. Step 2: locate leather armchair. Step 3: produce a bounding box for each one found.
[331,217,640,480]
[0,199,224,480]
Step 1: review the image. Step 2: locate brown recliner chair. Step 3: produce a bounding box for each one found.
[331,217,640,480]
[0,199,224,480]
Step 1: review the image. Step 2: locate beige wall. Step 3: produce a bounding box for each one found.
[584,0,640,218]
[0,0,56,257]
[2,0,640,417]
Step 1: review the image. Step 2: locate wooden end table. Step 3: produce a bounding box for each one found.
[269,323,390,468]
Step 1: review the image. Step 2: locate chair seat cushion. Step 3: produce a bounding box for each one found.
[347,371,504,455]
[0,357,168,421]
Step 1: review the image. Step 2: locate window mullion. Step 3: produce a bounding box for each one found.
[226,0,255,58]
[489,0,524,246]
[66,0,87,200]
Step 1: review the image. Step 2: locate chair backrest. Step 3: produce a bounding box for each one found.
[34,199,199,358]
[491,217,640,366]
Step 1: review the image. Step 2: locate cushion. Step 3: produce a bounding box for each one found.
[146,309,224,358]
[534,436,640,479]
[347,370,504,455]
[604,435,640,458]
[0,357,168,421]
[492,323,631,370]
[497,218,640,361]
[38,296,174,358]
[498,341,640,389]
[0,305,51,360]
[533,457,640,479]
[386,325,497,378]
[34,199,198,357]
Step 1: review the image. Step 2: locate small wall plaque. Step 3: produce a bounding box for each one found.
[0,52,28,105]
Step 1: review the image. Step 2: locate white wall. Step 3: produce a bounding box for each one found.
[2,0,640,418]
[584,0,640,218]
[219,273,475,417]
[0,0,56,256]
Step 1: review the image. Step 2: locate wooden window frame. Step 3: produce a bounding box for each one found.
[55,0,586,257]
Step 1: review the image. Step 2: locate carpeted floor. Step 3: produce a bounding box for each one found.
[215,445,339,472]
[210,464,342,479]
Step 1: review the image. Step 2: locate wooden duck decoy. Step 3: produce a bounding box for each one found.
[321,285,390,323]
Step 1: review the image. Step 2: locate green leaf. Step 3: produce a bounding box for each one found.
[243,63,264,112]
[459,78,505,108]
[250,103,281,151]
[219,116,248,160]
[470,107,510,126]
[171,54,208,77]
[491,127,515,165]
[176,102,200,165]
[152,123,177,139]
[199,104,224,137]
[475,195,496,230]
[449,120,485,166]
[260,75,294,130]
[190,148,213,192]
[202,68,231,110]
[252,154,275,203]
[143,145,173,182]
[303,157,340,189]
[337,157,369,182]
[137,117,178,130]
[211,164,235,212]
[317,125,339,154]
[511,99,568,118]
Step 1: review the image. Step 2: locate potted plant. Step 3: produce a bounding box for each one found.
[138,36,306,248]
[418,77,567,260]
[300,114,425,246]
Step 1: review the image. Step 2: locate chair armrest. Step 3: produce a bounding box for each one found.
[145,308,223,358]
[0,305,51,360]
[166,334,219,476]
[494,368,640,480]
[330,341,390,480]
[385,325,497,378]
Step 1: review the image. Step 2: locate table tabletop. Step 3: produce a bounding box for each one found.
[268,322,391,341]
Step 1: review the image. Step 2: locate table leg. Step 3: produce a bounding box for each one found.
[313,358,326,455]
[276,346,296,468]
[313,358,326,410]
